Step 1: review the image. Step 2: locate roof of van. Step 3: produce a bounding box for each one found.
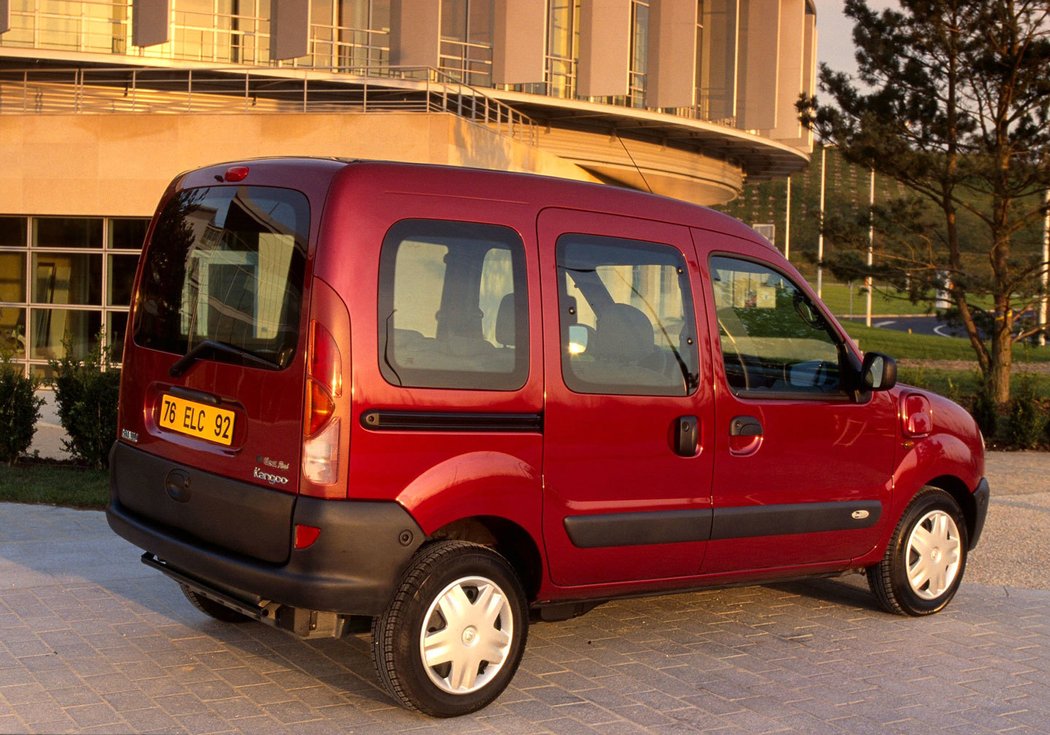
[182,157,775,251]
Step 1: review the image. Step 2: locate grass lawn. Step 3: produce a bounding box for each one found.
[812,281,996,318]
[840,322,1050,364]
[816,282,933,317]
[0,463,108,510]
[895,366,1050,399]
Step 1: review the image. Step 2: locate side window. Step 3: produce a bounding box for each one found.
[710,255,844,397]
[557,234,699,396]
[378,219,528,390]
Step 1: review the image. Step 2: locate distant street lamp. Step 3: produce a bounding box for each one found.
[866,167,875,328]
[1040,189,1049,347]
[816,143,832,299]
[784,175,791,261]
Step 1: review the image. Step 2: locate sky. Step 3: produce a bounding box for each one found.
[815,0,900,77]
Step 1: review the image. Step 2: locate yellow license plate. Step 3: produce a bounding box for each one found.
[159,394,236,446]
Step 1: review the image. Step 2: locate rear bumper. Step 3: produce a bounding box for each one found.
[107,443,424,617]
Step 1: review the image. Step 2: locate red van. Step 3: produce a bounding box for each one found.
[108,159,988,717]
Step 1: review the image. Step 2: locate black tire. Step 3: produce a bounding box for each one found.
[867,487,968,616]
[179,584,253,623]
[372,541,528,717]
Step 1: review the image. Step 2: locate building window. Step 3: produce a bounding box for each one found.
[295,0,390,71]
[33,217,103,249]
[544,0,579,98]
[627,0,649,107]
[0,215,148,376]
[439,0,493,86]
[0,217,27,248]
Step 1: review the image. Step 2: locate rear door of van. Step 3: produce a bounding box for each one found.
[112,164,330,566]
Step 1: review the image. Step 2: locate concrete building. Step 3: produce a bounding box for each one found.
[0,0,816,375]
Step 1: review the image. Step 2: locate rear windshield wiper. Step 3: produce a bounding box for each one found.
[169,339,280,377]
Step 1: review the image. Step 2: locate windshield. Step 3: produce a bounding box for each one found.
[134,186,309,370]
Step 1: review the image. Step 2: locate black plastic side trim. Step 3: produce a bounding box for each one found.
[969,477,990,550]
[361,410,543,433]
[564,510,713,548]
[563,501,883,549]
[710,500,882,540]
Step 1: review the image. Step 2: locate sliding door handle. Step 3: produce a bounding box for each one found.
[728,415,763,457]
[729,416,763,437]
[674,415,700,457]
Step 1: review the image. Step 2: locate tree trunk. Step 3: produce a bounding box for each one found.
[988,296,1013,406]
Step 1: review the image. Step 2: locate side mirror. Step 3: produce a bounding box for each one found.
[861,352,897,391]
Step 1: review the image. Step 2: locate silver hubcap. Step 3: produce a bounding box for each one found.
[906,510,962,600]
[419,576,513,695]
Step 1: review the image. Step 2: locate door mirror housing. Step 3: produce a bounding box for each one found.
[861,352,897,392]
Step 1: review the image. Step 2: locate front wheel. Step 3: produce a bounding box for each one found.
[867,487,968,616]
[372,541,528,717]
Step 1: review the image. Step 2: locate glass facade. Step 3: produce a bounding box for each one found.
[1,1,722,115]
[0,214,147,375]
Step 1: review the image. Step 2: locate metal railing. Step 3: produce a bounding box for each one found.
[0,65,538,144]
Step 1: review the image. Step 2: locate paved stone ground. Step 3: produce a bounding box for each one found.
[1,453,1048,734]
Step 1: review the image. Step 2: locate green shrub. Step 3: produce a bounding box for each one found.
[1002,377,1048,450]
[0,355,44,465]
[970,381,999,440]
[49,337,120,469]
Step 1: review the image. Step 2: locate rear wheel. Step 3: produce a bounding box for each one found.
[867,488,967,616]
[180,584,253,623]
[372,541,528,717]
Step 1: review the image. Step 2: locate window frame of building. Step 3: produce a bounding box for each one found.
[0,214,148,377]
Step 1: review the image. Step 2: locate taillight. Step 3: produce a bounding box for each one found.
[303,320,343,489]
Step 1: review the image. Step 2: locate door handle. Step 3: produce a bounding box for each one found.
[674,415,699,457]
[729,416,763,437]
[728,415,763,457]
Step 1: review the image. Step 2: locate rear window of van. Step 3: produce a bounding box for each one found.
[134,186,309,370]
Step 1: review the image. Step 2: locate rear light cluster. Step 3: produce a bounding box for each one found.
[303,320,343,488]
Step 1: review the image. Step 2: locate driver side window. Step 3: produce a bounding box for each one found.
[710,256,844,398]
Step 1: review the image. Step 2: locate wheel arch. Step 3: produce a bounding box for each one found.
[429,516,544,602]
[923,474,977,546]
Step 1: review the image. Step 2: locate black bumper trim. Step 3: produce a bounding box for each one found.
[107,458,424,617]
[969,477,990,550]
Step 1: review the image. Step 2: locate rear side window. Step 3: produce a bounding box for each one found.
[557,234,699,396]
[134,186,309,370]
[378,219,528,391]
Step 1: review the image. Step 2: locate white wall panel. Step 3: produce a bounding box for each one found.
[578,0,632,98]
[493,0,546,84]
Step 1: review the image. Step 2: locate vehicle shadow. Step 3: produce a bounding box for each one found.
[764,574,885,613]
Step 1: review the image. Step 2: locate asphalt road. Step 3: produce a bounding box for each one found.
[844,314,961,338]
